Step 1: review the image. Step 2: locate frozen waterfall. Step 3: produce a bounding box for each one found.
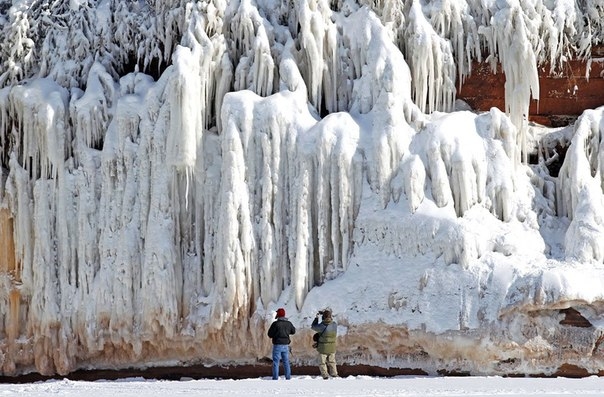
[0,0,604,378]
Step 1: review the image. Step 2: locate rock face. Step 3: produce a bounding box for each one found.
[0,209,20,354]
[458,47,604,127]
[1,1,604,380]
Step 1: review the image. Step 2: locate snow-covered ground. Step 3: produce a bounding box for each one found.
[2,375,604,397]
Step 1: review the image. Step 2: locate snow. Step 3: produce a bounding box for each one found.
[1,0,604,379]
[3,376,604,397]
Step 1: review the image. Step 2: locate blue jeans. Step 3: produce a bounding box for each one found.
[271,344,291,380]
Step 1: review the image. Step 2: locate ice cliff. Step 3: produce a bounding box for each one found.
[1,0,604,377]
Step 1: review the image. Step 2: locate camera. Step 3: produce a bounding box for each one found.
[317,310,325,316]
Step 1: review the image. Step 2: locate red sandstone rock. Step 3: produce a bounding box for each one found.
[457,47,604,127]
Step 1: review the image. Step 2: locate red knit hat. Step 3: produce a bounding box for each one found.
[275,308,286,318]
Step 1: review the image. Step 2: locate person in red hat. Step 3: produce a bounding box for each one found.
[267,307,296,380]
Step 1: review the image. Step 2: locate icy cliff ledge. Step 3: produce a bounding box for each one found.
[0,0,604,377]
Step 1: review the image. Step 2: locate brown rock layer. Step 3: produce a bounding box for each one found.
[457,47,604,126]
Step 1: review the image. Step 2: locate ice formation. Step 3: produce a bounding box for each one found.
[0,0,604,377]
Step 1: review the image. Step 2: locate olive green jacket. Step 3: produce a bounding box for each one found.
[311,317,337,354]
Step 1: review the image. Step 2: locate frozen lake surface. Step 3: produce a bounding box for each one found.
[1,375,604,396]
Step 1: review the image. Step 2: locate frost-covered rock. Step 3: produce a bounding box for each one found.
[0,0,604,378]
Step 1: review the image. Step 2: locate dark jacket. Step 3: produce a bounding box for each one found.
[268,317,296,345]
[311,317,337,354]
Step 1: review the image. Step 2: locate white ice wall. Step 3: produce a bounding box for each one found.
[0,0,604,377]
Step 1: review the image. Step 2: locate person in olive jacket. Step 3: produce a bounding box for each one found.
[311,308,339,379]
[267,307,296,380]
